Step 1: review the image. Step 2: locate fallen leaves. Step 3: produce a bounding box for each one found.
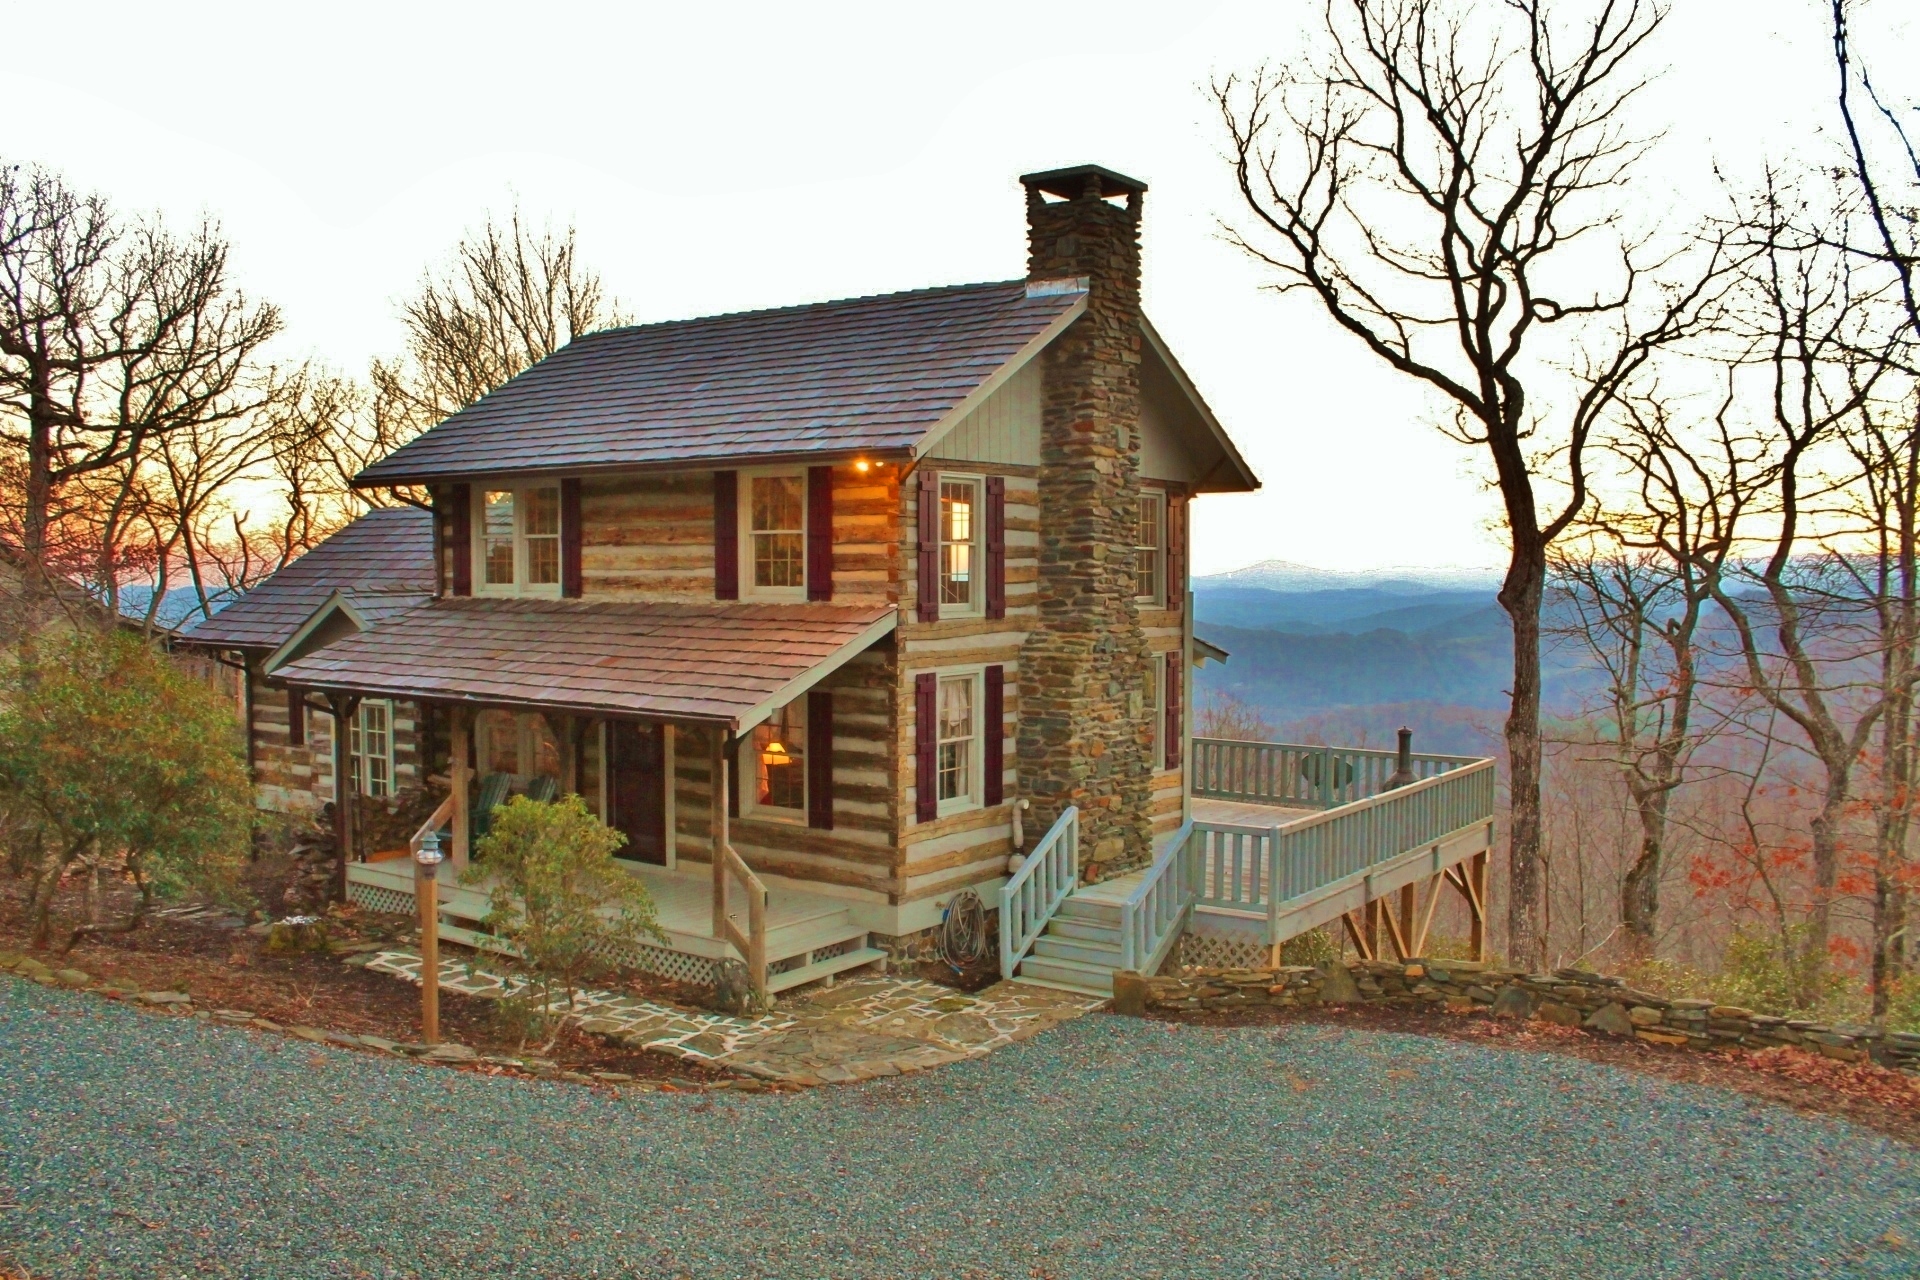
[1739,1047,1920,1112]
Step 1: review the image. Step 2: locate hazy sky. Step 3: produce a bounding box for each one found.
[10,1,1909,574]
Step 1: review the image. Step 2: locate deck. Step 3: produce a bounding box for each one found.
[346,856,886,992]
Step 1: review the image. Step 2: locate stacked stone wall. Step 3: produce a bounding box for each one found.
[1017,172,1156,881]
[1115,961,1920,1074]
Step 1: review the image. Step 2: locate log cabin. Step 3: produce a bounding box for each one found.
[182,164,1273,997]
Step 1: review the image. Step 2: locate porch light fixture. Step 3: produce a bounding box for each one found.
[854,458,871,474]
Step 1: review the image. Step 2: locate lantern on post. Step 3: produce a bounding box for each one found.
[414,827,444,1044]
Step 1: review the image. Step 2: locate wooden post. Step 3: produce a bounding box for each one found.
[327,693,360,902]
[416,858,440,1044]
[711,729,729,938]
[1468,847,1489,962]
[450,705,472,869]
[662,724,677,868]
[1398,883,1417,959]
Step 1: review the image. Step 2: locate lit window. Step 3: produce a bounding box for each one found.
[1135,492,1164,605]
[351,699,394,798]
[475,485,563,595]
[937,675,975,804]
[751,701,806,815]
[940,479,979,608]
[749,474,806,591]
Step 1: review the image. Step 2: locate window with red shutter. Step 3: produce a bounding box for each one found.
[560,478,583,598]
[983,665,1004,806]
[1165,652,1183,771]
[914,672,938,821]
[916,469,939,622]
[806,466,833,602]
[713,471,739,600]
[985,476,1006,620]
[446,485,472,597]
[807,689,834,829]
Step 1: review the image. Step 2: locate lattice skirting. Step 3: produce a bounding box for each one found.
[348,882,414,917]
[1179,932,1270,971]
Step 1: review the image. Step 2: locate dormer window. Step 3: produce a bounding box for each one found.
[476,486,563,596]
[742,470,806,599]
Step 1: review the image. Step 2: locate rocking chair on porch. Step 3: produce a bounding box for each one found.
[469,772,514,840]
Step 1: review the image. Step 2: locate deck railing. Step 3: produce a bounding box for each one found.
[1190,758,1498,943]
[999,806,1079,979]
[1119,819,1198,974]
[1191,738,1480,809]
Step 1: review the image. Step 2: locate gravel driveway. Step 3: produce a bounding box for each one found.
[3,976,1916,1279]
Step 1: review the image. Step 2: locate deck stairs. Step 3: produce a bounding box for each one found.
[1012,891,1128,996]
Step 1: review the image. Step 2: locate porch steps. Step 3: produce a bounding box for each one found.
[767,945,888,993]
[1011,895,1127,997]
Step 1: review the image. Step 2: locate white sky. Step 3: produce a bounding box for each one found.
[9,1,1907,574]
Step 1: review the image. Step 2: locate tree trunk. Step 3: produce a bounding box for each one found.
[1620,784,1668,952]
[1802,772,1851,1006]
[1500,535,1548,971]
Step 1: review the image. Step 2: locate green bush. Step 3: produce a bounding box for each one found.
[463,794,666,1048]
[0,627,254,950]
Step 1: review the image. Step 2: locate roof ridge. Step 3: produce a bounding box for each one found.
[574,279,1028,344]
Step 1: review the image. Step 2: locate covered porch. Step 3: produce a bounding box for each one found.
[268,594,900,1003]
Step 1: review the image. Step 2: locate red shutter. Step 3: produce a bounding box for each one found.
[1166,492,1187,610]
[713,471,739,601]
[807,689,834,830]
[983,665,1004,807]
[560,478,583,598]
[916,468,939,623]
[727,735,740,819]
[985,475,1007,620]
[287,687,305,747]
[446,485,472,597]
[806,465,834,602]
[914,672,938,822]
[1165,652,1183,771]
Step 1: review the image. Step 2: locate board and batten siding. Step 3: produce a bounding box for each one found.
[923,360,1041,466]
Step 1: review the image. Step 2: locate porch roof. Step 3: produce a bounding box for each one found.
[265,597,896,733]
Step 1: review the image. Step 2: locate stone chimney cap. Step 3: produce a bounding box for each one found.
[1019,164,1148,200]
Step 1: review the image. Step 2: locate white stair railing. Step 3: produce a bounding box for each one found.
[1119,821,1199,974]
[999,806,1078,979]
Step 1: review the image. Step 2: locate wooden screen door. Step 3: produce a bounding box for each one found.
[606,722,668,864]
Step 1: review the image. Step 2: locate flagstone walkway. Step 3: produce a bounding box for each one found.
[362,949,1102,1084]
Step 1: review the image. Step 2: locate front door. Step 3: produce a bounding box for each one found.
[606,722,667,864]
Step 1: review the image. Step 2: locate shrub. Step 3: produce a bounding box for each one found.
[463,794,666,1048]
[0,627,254,950]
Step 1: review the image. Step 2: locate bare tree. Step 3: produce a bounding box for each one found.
[0,163,280,597]
[1215,0,1732,965]
[370,209,624,446]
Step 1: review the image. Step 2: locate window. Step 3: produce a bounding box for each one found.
[1135,491,1164,605]
[746,472,806,595]
[476,486,563,595]
[350,700,394,798]
[939,478,981,611]
[475,710,558,782]
[747,700,807,818]
[937,674,976,809]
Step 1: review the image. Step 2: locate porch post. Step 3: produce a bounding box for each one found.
[326,692,361,902]
[449,705,472,869]
[661,723,677,868]
[711,727,729,938]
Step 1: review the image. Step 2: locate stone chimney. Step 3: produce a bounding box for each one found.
[1015,165,1156,881]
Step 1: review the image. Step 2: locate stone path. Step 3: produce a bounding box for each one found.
[362,948,1101,1084]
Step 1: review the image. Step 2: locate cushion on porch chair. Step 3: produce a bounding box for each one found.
[525,775,558,804]
[470,772,514,839]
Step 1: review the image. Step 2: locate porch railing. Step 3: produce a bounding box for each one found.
[1191,737,1479,809]
[408,793,456,856]
[999,806,1079,979]
[718,842,769,1002]
[1190,758,1498,943]
[1119,819,1198,974]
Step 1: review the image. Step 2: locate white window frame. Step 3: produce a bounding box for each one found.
[472,484,564,599]
[932,666,985,818]
[740,699,808,824]
[739,467,808,601]
[350,699,395,798]
[936,473,985,620]
[1134,489,1166,608]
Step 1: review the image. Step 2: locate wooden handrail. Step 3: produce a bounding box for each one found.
[719,842,768,1003]
[408,792,457,854]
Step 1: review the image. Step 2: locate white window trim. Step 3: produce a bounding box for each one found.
[936,473,985,621]
[1135,488,1167,608]
[472,484,564,599]
[739,701,808,825]
[931,665,986,818]
[1150,652,1175,775]
[739,466,809,602]
[351,698,395,798]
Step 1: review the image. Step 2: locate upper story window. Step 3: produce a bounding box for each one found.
[747,700,807,819]
[745,471,806,598]
[940,477,981,615]
[350,699,394,798]
[478,486,562,596]
[937,673,977,812]
[1134,491,1165,606]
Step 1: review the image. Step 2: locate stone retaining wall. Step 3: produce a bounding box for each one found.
[1114,960,1920,1074]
